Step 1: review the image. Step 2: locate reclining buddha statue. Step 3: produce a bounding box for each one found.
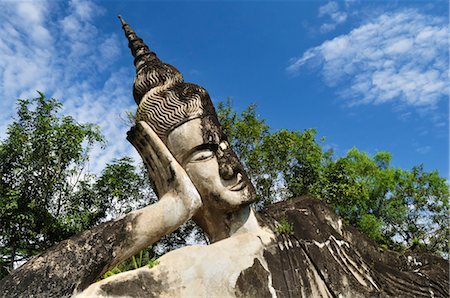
[1,16,447,298]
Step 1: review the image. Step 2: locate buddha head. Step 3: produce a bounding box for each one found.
[119,17,256,221]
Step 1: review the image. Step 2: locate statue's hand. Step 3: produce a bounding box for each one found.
[130,121,202,216]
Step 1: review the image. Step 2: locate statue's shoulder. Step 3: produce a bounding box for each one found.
[78,232,270,297]
[256,196,449,298]
[78,196,449,298]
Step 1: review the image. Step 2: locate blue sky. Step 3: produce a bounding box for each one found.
[0,0,448,179]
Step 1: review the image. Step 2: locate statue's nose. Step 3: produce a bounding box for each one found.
[219,164,234,180]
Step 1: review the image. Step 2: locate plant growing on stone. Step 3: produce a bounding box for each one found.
[275,219,294,235]
[147,257,160,268]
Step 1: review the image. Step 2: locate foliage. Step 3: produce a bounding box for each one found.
[147,257,160,268]
[0,92,103,275]
[153,220,207,255]
[101,247,158,280]
[217,99,331,205]
[390,165,449,254]
[0,93,156,278]
[217,99,449,257]
[318,149,449,254]
[275,219,294,236]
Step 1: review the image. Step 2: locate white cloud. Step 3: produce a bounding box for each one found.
[318,2,339,17]
[69,0,102,21]
[14,1,52,45]
[0,0,138,173]
[100,35,121,60]
[344,0,357,8]
[288,10,449,112]
[318,1,348,33]
[415,146,431,154]
[385,38,413,54]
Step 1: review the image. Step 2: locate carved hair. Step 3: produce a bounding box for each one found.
[119,16,216,141]
[136,81,214,140]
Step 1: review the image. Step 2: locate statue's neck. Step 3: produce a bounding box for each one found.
[197,205,264,243]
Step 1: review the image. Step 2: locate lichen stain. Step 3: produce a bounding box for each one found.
[99,270,170,297]
[235,258,272,298]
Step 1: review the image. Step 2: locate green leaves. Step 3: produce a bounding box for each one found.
[319,148,448,255]
[218,99,327,205]
[358,214,384,242]
[0,93,155,277]
[1,93,90,273]
[217,100,449,257]
[275,218,294,236]
[101,247,158,280]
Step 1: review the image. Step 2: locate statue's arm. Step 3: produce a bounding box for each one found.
[0,122,202,297]
[118,121,203,262]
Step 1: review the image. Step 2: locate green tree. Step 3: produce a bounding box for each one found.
[0,92,105,274]
[320,149,449,254]
[0,93,203,278]
[390,165,449,253]
[61,157,156,233]
[320,149,407,243]
[93,158,155,217]
[217,100,449,257]
[218,99,331,205]
[0,93,162,277]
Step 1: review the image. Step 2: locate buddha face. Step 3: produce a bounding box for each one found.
[167,118,256,211]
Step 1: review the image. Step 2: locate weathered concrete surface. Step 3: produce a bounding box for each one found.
[77,196,448,298]
[0,216,135,298]
[77,209,276,297]
[254,196,449,298]
[2,195,447,298]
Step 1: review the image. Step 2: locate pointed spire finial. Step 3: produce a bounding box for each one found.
[118,16,156,72]
[119,17,217,146]
[118,17,185,108]
[118,15,126,26]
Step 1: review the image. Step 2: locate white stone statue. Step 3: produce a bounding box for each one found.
[2,16,447,298]
[79,120,275,296]
[78,16,276,297]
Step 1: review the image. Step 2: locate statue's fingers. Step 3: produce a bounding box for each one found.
[137,135,164,170]
[139,134,173,188]
[136,122,173,167]
[128,123,169,194]
[136,136,167,193]
[133,126,167,175]
[143,158,163,192]
[136,122,175,180]
[135,122,176,193]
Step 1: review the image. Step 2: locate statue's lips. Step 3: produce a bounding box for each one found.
[229,173,246,191]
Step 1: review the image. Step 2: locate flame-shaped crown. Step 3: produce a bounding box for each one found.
[119,16,216,141]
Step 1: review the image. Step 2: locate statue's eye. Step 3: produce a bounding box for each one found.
[187,144,218,163]
[219,141,229,151]
[190,149,215,162]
